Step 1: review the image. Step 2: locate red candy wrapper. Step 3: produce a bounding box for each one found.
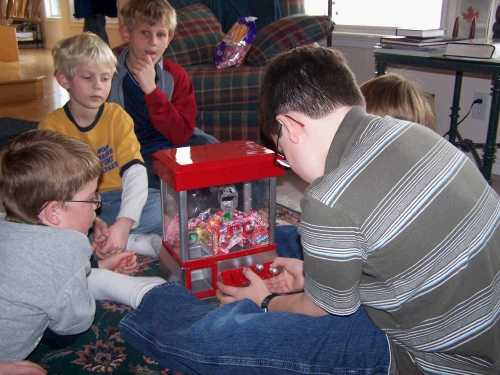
[214,16,257,69]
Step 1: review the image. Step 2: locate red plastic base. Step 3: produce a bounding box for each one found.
[219,261,278,287]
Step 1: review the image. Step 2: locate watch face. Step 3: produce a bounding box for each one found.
[219,185,238,212]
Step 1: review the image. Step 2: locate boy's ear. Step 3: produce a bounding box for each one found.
[276,115,303,144]
[168,33,174,43]
[38,201,63,227]
[55,72,70,90]
[119,25,130,42]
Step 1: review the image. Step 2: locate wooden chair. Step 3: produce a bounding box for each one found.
[4,0,43,48]
[5,0,42,21]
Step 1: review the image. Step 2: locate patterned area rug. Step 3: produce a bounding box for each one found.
[27,204,300,374]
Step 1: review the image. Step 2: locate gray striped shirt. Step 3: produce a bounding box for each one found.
[299,106,500,374]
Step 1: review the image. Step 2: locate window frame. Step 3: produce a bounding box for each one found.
[44,0,61,19]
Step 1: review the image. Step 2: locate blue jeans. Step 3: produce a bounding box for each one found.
[119,283,390,375]
[99,188,162,236]
[143,128,219,190]
[275,225,303,259]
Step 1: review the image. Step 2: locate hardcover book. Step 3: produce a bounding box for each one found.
[395,28,446,38]
[374,46,445,57]
[380,36,461,48]
[444,38,500,59]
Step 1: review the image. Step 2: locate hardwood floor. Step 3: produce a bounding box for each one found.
[0,48,68,122]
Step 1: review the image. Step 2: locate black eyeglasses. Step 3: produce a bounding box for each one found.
[274,122,291,168]
[273,115,305,169]
[37,192,102,215]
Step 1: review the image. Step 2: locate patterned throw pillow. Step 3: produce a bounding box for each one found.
[245,15,334,66]
[163,3,224,66]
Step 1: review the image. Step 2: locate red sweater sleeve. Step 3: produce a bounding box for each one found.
[143,59,197,145]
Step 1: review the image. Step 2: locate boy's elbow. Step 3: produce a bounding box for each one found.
[173,132,194,146]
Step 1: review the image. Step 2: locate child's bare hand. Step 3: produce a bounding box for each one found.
[92,217,109,250]
[96,218,133,256]
[98,251,137,274]
[129,54,156,95]
[216,268,271,306]
[264,257,305,294]
[0,360,47,375]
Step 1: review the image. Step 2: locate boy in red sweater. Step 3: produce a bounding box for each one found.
[108,0,218,189]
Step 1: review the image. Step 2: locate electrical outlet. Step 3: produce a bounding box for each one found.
[472,92,490,121]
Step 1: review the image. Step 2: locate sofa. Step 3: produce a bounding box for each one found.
[115,0,334,146]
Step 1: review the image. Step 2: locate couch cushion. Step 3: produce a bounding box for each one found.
[196,110,264,144]
[183,64,264,111]
[245,15,334,66]
[212,0,282,32]
[163,3,224,66]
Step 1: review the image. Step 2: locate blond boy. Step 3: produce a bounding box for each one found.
[39,32,162,258]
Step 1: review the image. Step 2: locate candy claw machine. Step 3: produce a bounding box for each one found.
[153,141,285,298]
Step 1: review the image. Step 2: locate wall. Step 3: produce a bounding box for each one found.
[327,35,500,175]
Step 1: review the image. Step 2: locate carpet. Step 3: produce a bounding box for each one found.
[26,204,300,374]
[0,117,39,148]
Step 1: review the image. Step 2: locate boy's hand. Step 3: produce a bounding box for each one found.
[129,54,157,95]
[92,217,109,250]
[216,269,271,307]
[98,251,137,274]
[95,217,134,256]
[0,360,47,375]
[264,257,305,294]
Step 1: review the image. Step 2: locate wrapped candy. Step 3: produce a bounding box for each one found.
[214,16,257,69]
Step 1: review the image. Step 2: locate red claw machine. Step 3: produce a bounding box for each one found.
[153,141,285,298]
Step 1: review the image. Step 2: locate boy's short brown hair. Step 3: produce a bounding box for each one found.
[259,45,366,139]
[121,0,177,35]
[0,130,102,224]
[52,32,117,79]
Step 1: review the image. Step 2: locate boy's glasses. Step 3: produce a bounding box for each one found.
[273,115,305,169]
[274,122,291,169]
[37,192,102,215]
[70,192,102,208]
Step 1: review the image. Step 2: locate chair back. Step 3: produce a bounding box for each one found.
[6,0,42,21]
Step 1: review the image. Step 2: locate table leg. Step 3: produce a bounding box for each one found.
[375,60,386,76]
[447,71,463,144]
[482,74,500,183]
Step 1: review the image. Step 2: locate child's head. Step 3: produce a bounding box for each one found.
[120,0,177,35]
[359,73,437,131]
[0,130,102,226]
[259,45,366,139]
[52,32,117,80]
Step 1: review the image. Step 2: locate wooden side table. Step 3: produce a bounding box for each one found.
[375,51,500,183]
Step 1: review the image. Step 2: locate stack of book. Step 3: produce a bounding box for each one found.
[375,28,456,57]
